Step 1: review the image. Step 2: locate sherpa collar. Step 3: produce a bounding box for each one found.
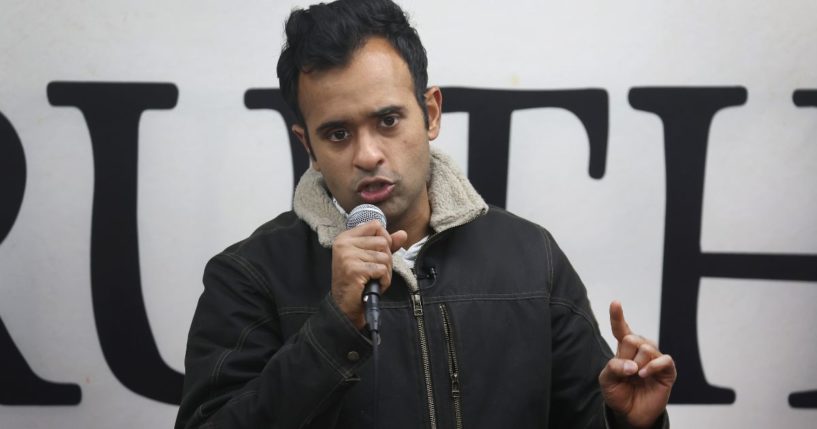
[292,147,488,291]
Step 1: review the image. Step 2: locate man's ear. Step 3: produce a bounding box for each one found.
[292,124,319,171]
[425,86,443,141]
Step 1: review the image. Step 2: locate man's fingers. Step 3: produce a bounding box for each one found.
[371,221,394,248]
[632,343,661,369]
[617,333,644,359]
[637,354,677,382]
[609,300,632,342]
[390,230,408,252]
[599,358,639,386]
[331,220,396,329]
[346,235,391,254]
[334,220,405,296]
[355,261,389,284]
[601,353,674,387]
[360,248,392,265]
[345,219,392,244]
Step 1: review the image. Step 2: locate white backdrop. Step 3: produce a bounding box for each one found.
[1,0,816,427]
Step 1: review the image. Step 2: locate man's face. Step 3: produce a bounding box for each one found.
[293,37,441,232]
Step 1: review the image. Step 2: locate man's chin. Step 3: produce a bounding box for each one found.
[379,200,408,226]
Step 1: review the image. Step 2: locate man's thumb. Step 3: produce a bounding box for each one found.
[391,230,408,252]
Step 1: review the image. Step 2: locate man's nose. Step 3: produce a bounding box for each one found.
[353,130,385,171]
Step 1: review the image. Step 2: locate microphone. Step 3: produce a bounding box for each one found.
[346,204,386,333]
[346,204,387,427]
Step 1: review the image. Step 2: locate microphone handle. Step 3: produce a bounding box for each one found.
[362,280,381,333]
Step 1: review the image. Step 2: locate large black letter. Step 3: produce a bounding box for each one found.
[244,89,309,198]
[48,82,183,404]
[787,88,817,409]
[442,88,608,208]
[630,87,817,405]
[0,111,81,405]
[0,111,26,246]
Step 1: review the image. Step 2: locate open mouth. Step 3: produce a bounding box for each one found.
[357,179,395,204]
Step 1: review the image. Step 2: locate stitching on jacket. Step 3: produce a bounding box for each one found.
[222,252,276,301]
[303,318,347,377]
[299,377,347,429]
[210,349,232,387]
[421,291,549,303]
[279,306,319,316]
[550,298,612,357]
[550,297,596,328]
[210,315,277,387]
[225,390,256,406]
[539,227,555,295]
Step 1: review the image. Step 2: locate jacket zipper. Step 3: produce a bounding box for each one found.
[411,290,437,429]
[439,304,463,429]
[410,230,452,429]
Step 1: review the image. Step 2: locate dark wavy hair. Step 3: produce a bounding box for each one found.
[277,0,429,128]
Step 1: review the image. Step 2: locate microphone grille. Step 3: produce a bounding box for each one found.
[346,204,386,230]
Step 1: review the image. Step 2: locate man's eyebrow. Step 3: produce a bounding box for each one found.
[315,106,406,134]
[315,119,349,135]
[371,105,405,118]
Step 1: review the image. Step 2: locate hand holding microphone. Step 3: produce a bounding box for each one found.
[330,204,407,329]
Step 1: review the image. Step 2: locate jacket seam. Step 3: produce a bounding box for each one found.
[210,315,277,388]
[550,298,612,357]
[539,227,555,295]
[299,376,348,429]
[303,318,350,378]
[279,306,319,316]
[225,390,256,406]
[422,292,549,304]
[221,252,276,301]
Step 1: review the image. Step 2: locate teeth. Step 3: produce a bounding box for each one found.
[365,183,384,192]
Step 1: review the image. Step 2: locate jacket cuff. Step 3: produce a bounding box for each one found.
[303,294,374,380]
[604,405,670,429]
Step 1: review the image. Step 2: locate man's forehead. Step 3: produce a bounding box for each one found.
[298,38,411,90]
[297,37,416,125]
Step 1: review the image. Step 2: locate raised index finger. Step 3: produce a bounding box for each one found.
[609,300,632,342]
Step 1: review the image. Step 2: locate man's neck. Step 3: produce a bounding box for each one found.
[391,222,431,250]
[390,192,432,249]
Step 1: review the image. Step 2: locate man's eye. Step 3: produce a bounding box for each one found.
[380,115,399,128]
[327,130,350,142]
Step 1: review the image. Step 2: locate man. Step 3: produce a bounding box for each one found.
[176,0,676,427]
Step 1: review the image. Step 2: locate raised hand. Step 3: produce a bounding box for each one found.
[598,300,677,428]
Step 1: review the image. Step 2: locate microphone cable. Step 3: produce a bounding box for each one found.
[363,290,380,429]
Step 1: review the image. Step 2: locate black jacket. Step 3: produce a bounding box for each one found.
[176,150,654,428]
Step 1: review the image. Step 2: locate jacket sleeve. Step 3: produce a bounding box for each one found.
[542,227,612,428]
[543,229,669,429]
[175,251,372,429]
